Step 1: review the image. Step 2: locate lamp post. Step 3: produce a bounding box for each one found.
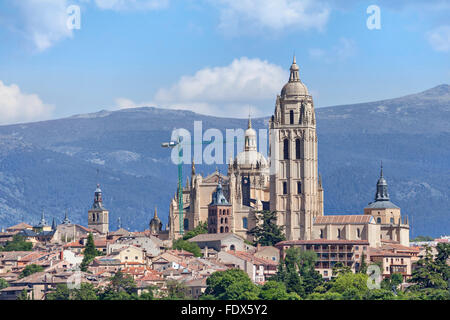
[161,136,184,235]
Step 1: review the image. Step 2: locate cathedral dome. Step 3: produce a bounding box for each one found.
[281,55,309,97]
[281,81,309,97]
[235,150,268,167]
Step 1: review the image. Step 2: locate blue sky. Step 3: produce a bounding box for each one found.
[0,0,449,124]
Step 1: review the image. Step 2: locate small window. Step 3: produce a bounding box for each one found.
[295,139,301,159]
[377,217,381,224]
[357,228,361,238]
[242,217,248,229]
[290,110,294,124]
[390,218,394,224]
[297,181,302,194]
[283,139,289,160]
[337,229,341,239]
[320,229,324,239]
[283,182,287,195]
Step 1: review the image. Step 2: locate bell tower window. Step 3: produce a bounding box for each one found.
[283,139,289,160]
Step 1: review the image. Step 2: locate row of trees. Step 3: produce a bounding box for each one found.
[46,270,189,300]
[0,234,33,251]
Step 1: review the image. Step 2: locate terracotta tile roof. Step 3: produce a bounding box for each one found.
[276,239,370,247]
[314,215,373,225]
[18,251,46,262]
[188,233,239,242]
[368,248,411,257]
[380,243,420,253]
[226,251,278,266]
[6,222,33,231]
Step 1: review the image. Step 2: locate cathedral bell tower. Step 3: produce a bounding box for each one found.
[269,56,323,240]
[88,184,109,234]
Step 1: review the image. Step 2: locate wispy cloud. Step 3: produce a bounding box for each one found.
[214,0,330,35]
[0,81,54,125]
[2,0,74,52]
[117,57,288,117]
[427,25,450,52]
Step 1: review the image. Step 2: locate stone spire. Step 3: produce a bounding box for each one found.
[149,206,162,234]
[375,161,389,201]
[37,210,47,227]
[289,54,300,82]
[92,184,104,209]
[62,210,71,224]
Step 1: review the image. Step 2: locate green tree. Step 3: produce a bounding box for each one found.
[259,280,300,300]
[408,245,447,291]
[411,236,434,242]
[0,279,9,290]
[19,264,44,279]
[165,280,188,300]
[332,262,352,277]
[329,272,369,299]
[204,269,260,300]
[272,247,323,298]
[182,221,208,240]
[72,283,98,300]
[17,288,30,300]
[248,210,286,246]
[3,234,32,251]
[80,233,102,271]
[46,284,71,300]
[172,238,202,257]
[359,252,368,274]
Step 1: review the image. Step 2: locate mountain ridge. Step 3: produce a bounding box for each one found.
[0,84,448,237]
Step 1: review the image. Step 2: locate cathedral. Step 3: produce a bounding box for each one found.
[164,56,409,246]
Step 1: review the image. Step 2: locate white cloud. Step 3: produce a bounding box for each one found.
[94,0,169,11]
[151,57,287,117]
[215,0,330,34]
[7,0,74,52]
[427,25,450,52]
[309,37,357,63]
[0,81,54,125]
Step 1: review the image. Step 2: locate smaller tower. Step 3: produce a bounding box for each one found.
[208,181,232,234]
[149,207,163,234]
[88,184,109,234]
[62,210,71,225]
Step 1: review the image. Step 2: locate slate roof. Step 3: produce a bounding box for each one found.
[366,200,400,209]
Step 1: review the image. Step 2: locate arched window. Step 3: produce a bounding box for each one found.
[357,228,361,238]
[224,218,228,224]
[283,139,289,160]
[295,139,301,159]
[320,229,324,239]
[220,226,224,233]
[242,217,248,229]
[377,217,381,224]
[290,110,294,124]
[390,218,394,224]
[225,227,229,233]
[221,218,223,224]
[184,219,189,231]
[230,245,236,251]
[337,229,341,239]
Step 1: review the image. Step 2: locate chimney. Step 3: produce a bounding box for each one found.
[60,250,64,260]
